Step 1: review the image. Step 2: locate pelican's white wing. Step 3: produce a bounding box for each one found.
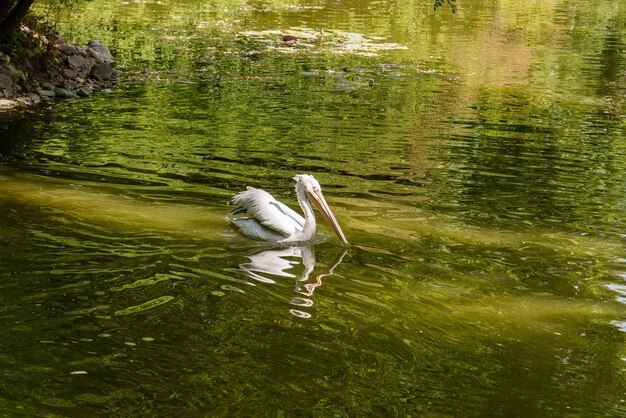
[228,187,305,237]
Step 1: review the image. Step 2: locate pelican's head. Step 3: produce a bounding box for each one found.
[293,174,321,192]
[293,174,349,246]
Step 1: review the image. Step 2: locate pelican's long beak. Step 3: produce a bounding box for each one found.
[307,189,349,246]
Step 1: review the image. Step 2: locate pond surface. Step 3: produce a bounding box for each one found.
[1,0,625,415]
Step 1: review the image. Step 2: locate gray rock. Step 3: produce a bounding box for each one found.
[28,93,41,104]
[90,62,114,81]
[63,80,78,90]
[77,86,93,97]
[77,58,97,78]
[42,82,56,90]
[62,68,78,79]
[38,89,57,97]
[77,68,90,79]
[67,54,87,69]
[87,40,114,64]
[0,73,12,89]
[3,87,13,98]
[60,43,79,55]
[54,87,75,98]
[0,63,18,78]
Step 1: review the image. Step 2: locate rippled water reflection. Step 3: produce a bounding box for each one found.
[1,0,625,415]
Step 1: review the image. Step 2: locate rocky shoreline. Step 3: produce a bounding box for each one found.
[0,25,116,109]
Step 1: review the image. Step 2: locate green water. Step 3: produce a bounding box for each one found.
[1,0,625,415]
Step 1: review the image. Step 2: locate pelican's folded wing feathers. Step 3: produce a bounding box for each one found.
[228,187,304,237]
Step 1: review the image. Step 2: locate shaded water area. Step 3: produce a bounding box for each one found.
[1,0,626,415]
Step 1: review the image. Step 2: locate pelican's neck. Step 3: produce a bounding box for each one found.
[296,185,316,238]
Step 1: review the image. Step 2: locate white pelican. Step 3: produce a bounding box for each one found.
[228,174,348,246]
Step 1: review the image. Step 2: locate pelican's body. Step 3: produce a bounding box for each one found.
[228,174,348,246]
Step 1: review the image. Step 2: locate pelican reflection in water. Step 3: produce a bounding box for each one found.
[238,245,347,318]
[228,174,348,246]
